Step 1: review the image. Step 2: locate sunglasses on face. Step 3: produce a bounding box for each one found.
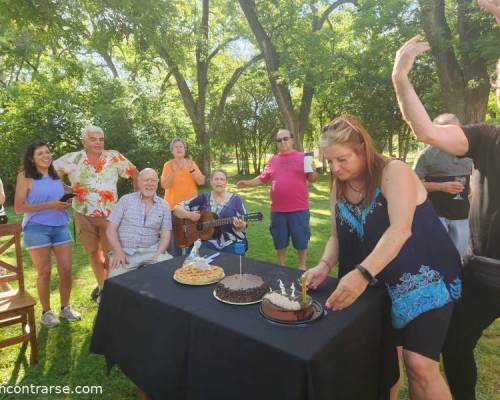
[276,136,292,143]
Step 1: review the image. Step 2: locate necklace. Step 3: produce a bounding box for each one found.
[346,181,364,202]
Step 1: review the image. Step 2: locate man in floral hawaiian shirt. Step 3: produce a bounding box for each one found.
[54,125,137,301]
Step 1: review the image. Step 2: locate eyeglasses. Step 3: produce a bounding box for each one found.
[322,118,361,134]
[276,136,292,143]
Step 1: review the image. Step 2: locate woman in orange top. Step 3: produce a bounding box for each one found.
[161,138,205,255]
[161,138,206,209]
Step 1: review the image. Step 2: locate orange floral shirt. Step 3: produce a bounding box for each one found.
[54,150,136,217]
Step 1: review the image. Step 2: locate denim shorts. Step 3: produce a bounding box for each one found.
[269,210,310,250]
[23,222,73,250]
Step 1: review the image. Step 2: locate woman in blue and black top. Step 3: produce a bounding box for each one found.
[173,169,247,254]
[304,115,461,400]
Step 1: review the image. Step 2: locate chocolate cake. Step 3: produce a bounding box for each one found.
[215,274,269,303]
[261,291,314,321]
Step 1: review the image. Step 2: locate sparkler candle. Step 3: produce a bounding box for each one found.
[301,276,307,304]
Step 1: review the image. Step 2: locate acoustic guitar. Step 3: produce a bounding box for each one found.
[173,211,263,248]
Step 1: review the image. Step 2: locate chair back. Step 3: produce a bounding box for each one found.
[0,224,25,292]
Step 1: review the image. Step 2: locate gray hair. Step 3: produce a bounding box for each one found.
[81,125,104,140]
[210,168,228,180]
[433,113,460,126]
[170,137,187,153]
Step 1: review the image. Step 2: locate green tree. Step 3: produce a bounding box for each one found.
[238,0,357,150]
[216,68,281,174]
[418,0,500,123]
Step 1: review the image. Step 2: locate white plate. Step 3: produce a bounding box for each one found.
[213,289,262,305]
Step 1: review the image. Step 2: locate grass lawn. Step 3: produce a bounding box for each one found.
[0,174,498,399]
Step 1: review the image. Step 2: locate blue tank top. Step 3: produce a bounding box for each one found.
[336,187,462,328]
[22,176,69,228]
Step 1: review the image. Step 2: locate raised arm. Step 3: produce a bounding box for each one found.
[188,157,206,186]
[161,161,176,189]
[392,35,469,156]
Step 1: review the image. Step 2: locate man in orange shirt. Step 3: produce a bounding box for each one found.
[161,138,205,254]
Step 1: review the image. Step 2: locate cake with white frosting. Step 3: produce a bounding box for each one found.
[261,291,313,321]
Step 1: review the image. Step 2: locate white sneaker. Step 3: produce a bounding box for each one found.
[60,305,81,321]
[41,310,60,327]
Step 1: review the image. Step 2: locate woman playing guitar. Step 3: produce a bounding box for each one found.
[173,169,248,254]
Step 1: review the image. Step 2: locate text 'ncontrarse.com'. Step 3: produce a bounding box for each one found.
[0,385,103,395]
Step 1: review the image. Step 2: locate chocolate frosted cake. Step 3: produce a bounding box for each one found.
[215,274,270,303]
[261,291,313,321]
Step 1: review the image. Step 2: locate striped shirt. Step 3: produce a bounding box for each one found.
[108,192,172,255]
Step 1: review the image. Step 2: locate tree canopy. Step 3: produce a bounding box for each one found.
[1,0,499,199]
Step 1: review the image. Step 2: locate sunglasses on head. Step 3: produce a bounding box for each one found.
[322,118,360,134]
[276,136,292,143]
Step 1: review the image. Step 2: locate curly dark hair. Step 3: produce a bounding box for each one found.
[21,141,60,180]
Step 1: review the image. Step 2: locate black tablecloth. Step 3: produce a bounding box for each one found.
[90,251,394,400]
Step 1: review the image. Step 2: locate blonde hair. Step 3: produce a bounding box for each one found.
[319,115,389,206]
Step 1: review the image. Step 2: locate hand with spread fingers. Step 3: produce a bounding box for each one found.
[325,269,369,311]
[392,35,431,82]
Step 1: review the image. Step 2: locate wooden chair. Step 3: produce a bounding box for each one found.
[0,224,38,364]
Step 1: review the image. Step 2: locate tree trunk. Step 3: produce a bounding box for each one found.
[157,2,261,175]
[239,0,353,150]
[419,0,490,123]
[235,145,242,175]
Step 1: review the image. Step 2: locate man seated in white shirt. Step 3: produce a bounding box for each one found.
[106,168,172,278]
